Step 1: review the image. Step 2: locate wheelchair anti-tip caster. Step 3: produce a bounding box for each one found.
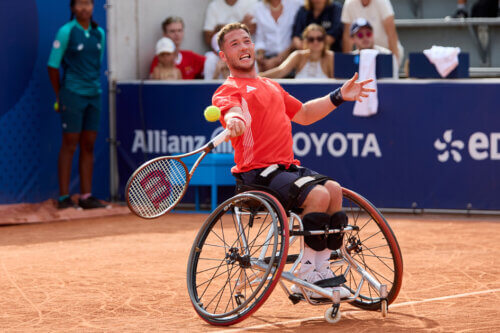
[380,284,388,317]
[381,299,388,317]
[324,304,341,324]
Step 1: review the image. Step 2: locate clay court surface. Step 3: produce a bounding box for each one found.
[1,210,499,332]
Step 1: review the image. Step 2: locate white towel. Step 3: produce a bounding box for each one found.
[353,49,379,117]
[423,45,461,78]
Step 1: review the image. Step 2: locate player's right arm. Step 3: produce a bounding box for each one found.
[224,107,246,138]
[213,84,246,138]
[47,23,71,106]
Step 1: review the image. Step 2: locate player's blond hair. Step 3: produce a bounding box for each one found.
[217,23,251,51]
[302,23,328,57]
[304,0,332,10]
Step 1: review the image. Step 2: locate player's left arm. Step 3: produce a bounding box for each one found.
[292,72,375,125]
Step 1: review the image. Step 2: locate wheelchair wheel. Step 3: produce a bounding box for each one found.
[335,188,403,311]
[187,192,289,326]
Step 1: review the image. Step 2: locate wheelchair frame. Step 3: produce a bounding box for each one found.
[187,188,403,326]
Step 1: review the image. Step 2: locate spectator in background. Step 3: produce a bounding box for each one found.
[150,16,205,79]
[292,0,344,52]
[203,0,258,51]
[204,30,231,80]
[341,0,403,65]
[47,0,106,209]
[260,23,333,78]
[150,37,182,80]
[449,0,499,18]
[254,0,302,72]
[350,18,398,78]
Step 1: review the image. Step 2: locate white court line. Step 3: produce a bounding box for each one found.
[214,288,500,332]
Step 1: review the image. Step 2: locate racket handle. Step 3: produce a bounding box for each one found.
[210,129,231,149]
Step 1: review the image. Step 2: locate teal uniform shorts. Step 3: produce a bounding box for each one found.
[59,87,101,133]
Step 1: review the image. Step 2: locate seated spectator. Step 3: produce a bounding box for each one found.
[204,32,231,80]
[350,18,398,78]
[150,16,205,79]
[203,0,258,51]
[448,0,499,18]
[341,0,403,65]
[254,0,302,72]
[260,23,333,79]
[150,37,182,80]
[292,0,343,52]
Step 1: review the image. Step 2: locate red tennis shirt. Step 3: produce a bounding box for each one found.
[212,76,303,173]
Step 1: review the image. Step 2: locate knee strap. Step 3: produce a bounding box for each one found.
[328,211,348,250]
[302,212,330,251]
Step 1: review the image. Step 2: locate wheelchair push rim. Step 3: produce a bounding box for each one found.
[338,188,404,310]
[187,192,289,326]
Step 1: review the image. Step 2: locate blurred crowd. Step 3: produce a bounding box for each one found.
[149,0,499,81]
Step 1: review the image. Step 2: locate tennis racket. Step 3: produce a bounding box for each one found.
[126,129,230,219]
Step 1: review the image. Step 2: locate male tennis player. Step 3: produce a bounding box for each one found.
[213,22,374,299]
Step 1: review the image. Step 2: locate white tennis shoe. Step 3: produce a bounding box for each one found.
[317,261,351,299]
[291,261,324,298]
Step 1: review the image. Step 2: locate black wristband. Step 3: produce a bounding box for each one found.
[329,88,344,107]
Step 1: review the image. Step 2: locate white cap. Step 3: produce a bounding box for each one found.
[156,37,175,55]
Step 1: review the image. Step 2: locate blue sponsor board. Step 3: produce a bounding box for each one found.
[0,0,109,203]
[116,80,500,210]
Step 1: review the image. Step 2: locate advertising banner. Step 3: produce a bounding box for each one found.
[116,81,500,210]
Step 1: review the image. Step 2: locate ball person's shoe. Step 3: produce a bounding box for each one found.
[57,196,79,209]
[78,196,106,209]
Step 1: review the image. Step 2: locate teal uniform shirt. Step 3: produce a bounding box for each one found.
[48,19,105,96]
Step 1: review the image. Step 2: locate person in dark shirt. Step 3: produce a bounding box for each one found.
[292,0,343,52]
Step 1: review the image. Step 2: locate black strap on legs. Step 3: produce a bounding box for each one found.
[255,164,286,186]
[235,164,331,212]
[327,211,348,250]
[302,212,331,251]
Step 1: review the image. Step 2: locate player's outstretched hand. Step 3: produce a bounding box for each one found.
[226,117,245,139]
[340,72,376,102]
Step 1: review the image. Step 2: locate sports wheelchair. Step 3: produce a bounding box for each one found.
[187,188,403,326]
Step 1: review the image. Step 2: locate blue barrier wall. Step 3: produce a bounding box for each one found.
[116,80,500,211]
[0,0,109,203]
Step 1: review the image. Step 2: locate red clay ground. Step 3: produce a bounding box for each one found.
[1,212,499,332]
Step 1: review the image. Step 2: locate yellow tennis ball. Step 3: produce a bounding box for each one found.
[54,101,59,111]
[204,105,221,122]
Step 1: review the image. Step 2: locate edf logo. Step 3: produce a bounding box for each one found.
[434,130,500,162]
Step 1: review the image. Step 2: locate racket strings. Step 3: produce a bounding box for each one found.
[128,159,188,217]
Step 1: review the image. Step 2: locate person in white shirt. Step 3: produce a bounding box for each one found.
[260,23,333,79]
[254,0,302,71]
[350,18,398,78]
[204,31,231,80]
[341,0,403,65]
[203,0,258,51]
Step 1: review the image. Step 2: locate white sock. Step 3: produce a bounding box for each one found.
[457,3,465,9]
[315,248,332,271]
[299,246,316,271]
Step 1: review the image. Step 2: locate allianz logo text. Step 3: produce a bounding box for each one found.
[131,127,233,154]
[434,129,500,162]
[293,132,382,157]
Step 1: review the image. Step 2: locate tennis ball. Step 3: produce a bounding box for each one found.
[54,101,59,111]
[204,105,221,122]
